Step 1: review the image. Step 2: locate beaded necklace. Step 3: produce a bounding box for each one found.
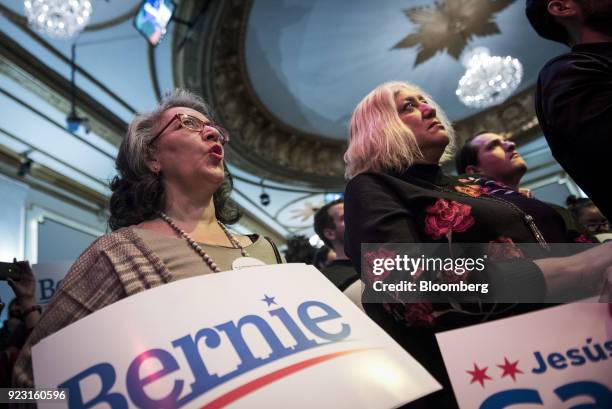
[159,212,250,273]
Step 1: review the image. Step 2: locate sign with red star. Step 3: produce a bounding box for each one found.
[497,357,523,381]
[466,363,492,387]
[436,303,612,408]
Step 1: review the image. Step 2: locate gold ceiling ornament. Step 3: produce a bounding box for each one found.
[392,0,515,66]
[289,201,323,222]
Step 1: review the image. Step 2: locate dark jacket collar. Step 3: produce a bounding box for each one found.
[393,163,449,186]
[572,42,612,55]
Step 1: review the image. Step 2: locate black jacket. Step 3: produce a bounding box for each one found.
[344,166,555,302]
[343,165,581,407]
[535,42,612,220]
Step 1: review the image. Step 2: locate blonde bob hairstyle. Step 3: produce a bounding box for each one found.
[344,81,455,179]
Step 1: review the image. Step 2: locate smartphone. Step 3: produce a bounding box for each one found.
[0,261,21,281]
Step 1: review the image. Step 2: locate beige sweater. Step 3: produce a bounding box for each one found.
[13,226,280,388]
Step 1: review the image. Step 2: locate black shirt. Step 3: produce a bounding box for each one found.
[463,176,569,243]
[535,42,612,220]
[320,259,358,291]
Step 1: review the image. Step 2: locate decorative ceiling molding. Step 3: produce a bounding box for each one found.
[0,3,137,115]
[0,124,107,188]
[453,84,542,146]
[0,143,109,213]
[275,193,325,230]
[0,30,126,146]
[174,0,346,188]
[392,0,515,66]
[0,3,27,25]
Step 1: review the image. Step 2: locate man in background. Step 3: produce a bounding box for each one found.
[526,0,612,220]
[456,131,591,241]
[455,131,527,191]
[314,199,358,292]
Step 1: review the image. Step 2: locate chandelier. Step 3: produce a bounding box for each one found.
[24,0,92,39]
[455,47,523,109]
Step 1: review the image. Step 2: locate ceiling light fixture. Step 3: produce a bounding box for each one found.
[24,0,92,39]
[259,180,271,206]
[455,47,523,109]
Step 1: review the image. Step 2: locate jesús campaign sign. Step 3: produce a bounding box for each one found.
[32,264,441,408]
[436,302,612,409]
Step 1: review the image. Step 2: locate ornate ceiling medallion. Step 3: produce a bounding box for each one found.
[290,200,322,223]
[392,0,515,66]
[173,0,346,188]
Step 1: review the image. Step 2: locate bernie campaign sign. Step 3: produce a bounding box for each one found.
[436,302,612,409]
[32,261,72,307]
[32,264,441,409]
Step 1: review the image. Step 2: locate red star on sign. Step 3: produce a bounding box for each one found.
[497,357,523,381]
[467,363,492,387]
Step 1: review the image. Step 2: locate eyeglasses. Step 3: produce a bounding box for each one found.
[585,220,610,233]
[149,113,230,146]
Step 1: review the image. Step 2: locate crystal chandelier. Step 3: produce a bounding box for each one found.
[24,0,92,39]
[455,47,523,109]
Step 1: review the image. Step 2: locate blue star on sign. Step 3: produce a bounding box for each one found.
[261,294,277,306]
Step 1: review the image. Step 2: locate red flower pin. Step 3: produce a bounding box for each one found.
[424,199,475,241]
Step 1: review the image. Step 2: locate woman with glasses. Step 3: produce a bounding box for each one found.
[13,89,283,387]
[567,195,611,235]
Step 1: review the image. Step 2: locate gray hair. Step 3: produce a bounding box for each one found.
[109,89,240,230]
[123,89,215,176]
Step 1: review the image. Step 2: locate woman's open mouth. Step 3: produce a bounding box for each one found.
[209,144,223,158]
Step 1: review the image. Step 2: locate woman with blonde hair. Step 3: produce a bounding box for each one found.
[343,81,612,407]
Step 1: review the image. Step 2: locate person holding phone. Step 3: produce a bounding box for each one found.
[0,260,41,348]
[13,89,283,387]
[0,260,40,388]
